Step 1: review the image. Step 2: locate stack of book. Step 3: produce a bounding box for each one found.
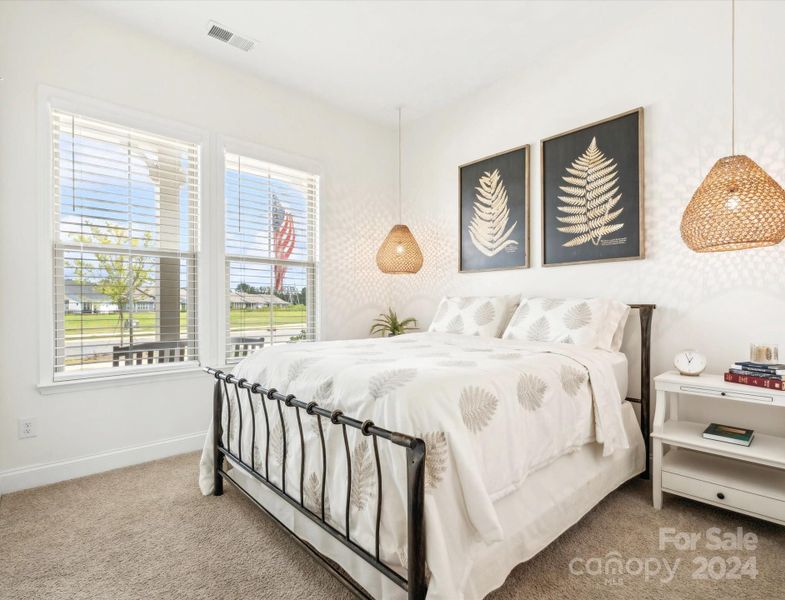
[725,361,785,390]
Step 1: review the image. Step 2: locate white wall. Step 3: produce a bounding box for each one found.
[395,1,785,434]
[4,0,785,492]
[0,1,395,490]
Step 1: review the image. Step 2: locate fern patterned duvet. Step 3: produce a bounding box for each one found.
[199,332,629,598]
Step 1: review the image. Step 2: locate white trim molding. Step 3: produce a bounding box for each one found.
[0,430,206,495]
[37,365,203,395]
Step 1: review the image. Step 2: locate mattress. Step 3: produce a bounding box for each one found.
[608,351,629,399]
[223,402,644,599]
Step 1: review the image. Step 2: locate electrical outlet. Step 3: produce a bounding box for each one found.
[18,418,36,439]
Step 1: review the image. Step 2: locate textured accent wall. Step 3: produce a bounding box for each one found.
[394,0,785,435]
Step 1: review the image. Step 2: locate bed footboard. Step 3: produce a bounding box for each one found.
[206,367,427,600]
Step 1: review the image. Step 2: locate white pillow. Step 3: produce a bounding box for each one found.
[502,297,624,349]
[429,296,513,338]
[604,301,631,352]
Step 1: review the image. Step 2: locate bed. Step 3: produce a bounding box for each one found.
[199,303,654,599]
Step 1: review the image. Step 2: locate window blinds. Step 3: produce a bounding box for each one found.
[224,152,318,361]
[52,110,199,378]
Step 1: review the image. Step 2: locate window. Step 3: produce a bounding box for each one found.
[52,110,199,378]
[224,152,318,362]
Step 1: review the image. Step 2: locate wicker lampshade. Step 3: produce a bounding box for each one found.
[376,224,423,273]
[681,155,785,252]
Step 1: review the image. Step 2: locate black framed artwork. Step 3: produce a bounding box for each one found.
[459,145,529,272]
[541,108,644,267]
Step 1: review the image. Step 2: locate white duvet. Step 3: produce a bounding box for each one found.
[199,332,629,598]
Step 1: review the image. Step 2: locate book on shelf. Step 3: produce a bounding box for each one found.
[702,423,754,446]
[732,361,785,376]
[728,368,783,380]
[724,371,785,390]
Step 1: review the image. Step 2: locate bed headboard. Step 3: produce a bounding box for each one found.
[623,304,655,478]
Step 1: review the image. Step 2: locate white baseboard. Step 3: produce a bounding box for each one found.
[0,430,207,495]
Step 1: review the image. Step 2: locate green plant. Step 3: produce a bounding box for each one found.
[289,328,307,342]
[369,308,417,337]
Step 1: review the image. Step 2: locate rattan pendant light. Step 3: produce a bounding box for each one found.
[376,108,423,273]
[681,0,785,252]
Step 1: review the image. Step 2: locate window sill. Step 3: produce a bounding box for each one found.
[37,365,205,396]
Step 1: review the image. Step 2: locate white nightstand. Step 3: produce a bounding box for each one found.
[652,371,785,525]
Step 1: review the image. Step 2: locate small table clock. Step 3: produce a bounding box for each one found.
[674,350,707,376]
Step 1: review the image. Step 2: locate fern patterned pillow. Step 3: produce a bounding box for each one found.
[428,296,512,338]
[502,297,614,348]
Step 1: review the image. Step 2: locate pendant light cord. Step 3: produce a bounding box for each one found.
[397,106,402,223]
[731,0,736,155]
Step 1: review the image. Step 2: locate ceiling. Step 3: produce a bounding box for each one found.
[75,0,650,125]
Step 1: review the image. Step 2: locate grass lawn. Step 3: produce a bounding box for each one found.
[65,305,307,336]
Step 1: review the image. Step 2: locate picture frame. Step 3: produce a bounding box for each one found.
[459,144,530,272]
[541,108,644,267]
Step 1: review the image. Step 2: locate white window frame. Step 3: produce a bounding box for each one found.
[37,87,214,389]
[36,89,324,392]
[216,136,322,366]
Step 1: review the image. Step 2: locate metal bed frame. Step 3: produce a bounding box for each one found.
[206,303,655,600]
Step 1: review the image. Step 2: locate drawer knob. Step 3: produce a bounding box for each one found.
[717,492,725,500]
[720,392,726,396]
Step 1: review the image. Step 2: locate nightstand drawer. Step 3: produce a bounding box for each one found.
[679,384,774,403]
[662,470,785,521]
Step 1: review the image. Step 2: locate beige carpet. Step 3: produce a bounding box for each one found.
[1,453,783,600]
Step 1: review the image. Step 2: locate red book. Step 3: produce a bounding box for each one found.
[725,371,785,391]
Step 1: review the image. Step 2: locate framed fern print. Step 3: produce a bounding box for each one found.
[459,145,529,272]
[541,108,644,267]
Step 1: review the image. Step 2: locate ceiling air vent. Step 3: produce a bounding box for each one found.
[206,21,256,52]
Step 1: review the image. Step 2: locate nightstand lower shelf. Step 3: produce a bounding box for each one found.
[662,449,785,525]
[652,420,785,470]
